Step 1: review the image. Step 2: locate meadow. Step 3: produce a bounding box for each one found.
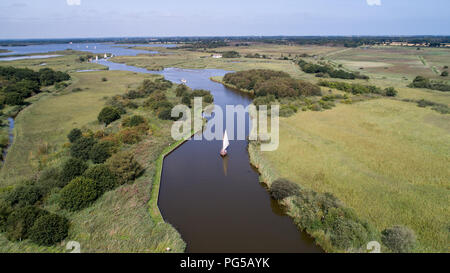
[0,54,185,252]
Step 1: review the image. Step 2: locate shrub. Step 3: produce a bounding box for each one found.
[5,206,48,241]
[67,128,82,143]
[59,177,99,211]
[181,94,191,107]
[0,200,12,232]
[29,213,69,246]
[102,77,108,82]
[4,93,24,105]
[270,179,301,200]
[5,185,44,207]
[83,164,118,193]
[106,151,144,185]
[60,157,88,184]
[289,188,377,250]
[37,166,63,189]
[122,115,146,127]
[381,226,416,253]
[158,107,173,120]
[176,84,190,97]
[70,136,97,160]
[441,71,448,77]
[89,141,113,164]
[384,87,398,97]
[98,106,121,126]
[323,207,376,250]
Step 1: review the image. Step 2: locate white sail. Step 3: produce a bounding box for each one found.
[222,130,229,151]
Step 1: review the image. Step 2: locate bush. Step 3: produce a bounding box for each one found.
[158,107,173,120]
[176,84,190,97]
[4,93,24,105]
[181,94,191,107]
[289,188,377,250]
[67,128,82,143]
[89,141,113,164]
[70,136,97,160]
[384,87,398,97]
[60,157,88,184]
[59,177,99,211]
[83,164,118,194]
[5,185,44,207]
[106,151,144,185]
[381,226,416,253]
[37,166,63,189]
[122,115,146,127]
[29,213,69,246]
[5,206,48,241]
[270,179,301,200]
[441,71,448,77]
[98,106,121,126]
[0,200,12,232]
[119,128,142,144]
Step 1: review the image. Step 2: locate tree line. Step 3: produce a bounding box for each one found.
[0,66,70,106]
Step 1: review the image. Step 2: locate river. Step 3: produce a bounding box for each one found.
[4,43,322,253]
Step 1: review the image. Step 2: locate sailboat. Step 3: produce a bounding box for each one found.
[181,79,187,84]
[220,130,229,157]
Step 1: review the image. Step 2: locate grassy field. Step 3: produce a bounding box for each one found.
[0,57,185,252]
[252,99,449,252]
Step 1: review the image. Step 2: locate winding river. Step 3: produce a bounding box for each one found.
[2,44,322,253]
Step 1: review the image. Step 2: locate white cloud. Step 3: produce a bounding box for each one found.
[67,0,81,6]
[366,0,381,6]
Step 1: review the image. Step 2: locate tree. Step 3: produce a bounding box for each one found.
[98,106,121,126]
[4,93,24,105]
[83,164,117,193]
[61,157,88,184]
[441,71,448,77]
[67,128,82,143]
[106,151,144,185]
[89,141,112,164]
[70,136,97,160]
[59,177,99,211]
[382,226,416,253]
[29,213,69,246]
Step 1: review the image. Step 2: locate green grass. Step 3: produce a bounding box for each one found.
[0,68,185,252]
[251,99,449,252]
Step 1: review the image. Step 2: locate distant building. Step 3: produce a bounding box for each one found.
[212,54,222,59]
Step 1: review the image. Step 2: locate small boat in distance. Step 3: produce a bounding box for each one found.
[181,79,187,84]
[220,130,229,157]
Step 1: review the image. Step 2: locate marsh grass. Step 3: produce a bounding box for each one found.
[250,99,449,252]
[0,68,185,252]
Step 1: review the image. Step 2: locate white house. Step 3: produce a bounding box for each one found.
[212,54,222,59]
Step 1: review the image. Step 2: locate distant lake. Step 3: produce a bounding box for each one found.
[0,43,176,57]
[0,54,61,61]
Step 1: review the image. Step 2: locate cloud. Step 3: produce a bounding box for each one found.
[366,0,381,6]
[67,0,81,6]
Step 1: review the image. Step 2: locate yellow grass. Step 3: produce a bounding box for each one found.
[258,99,450,252]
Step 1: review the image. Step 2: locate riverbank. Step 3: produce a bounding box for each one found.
[248,99,449,253]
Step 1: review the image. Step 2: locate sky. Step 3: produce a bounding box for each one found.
[0,0,449,39]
